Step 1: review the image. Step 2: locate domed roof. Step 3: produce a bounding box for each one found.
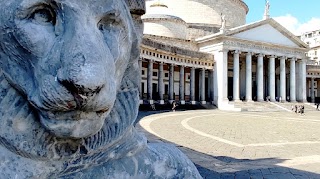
[142,0,188,39]
[145,0,248,28]
[142,0,186,23]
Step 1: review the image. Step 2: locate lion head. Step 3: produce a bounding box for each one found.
[0,0,146,166]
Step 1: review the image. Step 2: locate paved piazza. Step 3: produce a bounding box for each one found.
[137,110,320,178]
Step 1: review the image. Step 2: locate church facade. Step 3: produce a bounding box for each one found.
[139,0,311,110]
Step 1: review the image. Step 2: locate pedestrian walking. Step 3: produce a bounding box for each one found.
[172,101,177,112]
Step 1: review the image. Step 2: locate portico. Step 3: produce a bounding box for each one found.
[196,18,309,110]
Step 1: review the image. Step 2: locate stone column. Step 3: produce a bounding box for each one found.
[268,55,276,102]
[210,69,214,103]
[158,62,164,104]
[233,50,240,101]
[139,59,143,103]
[246,52,252,101]
[213,49,229,107]
[147,60,153,103]
[207,70,212,101]
[190,67,196,104]
[200,68,206,104]
[240,62,246,99]
[301,59,307,102]
[311,77,315,103]
[169,64,174,103]
[317,80,320,97]
[289,58,296,102]
[179,65,185,104]
[280,56,286,102]
[257,53,264,101]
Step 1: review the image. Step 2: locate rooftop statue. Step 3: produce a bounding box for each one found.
[0,0,201,178]
[263,0,270,19]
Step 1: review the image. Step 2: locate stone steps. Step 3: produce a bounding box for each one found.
[230,101,287,112]
[276,102,317,112]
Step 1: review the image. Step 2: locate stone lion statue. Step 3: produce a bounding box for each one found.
[0,0,201,178]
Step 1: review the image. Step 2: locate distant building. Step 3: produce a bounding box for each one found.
[139,0,310,110]
[300,30,320,101]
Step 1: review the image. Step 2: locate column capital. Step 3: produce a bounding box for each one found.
[231,50,241,54]
[289,57,297,61]
[246,51,253,56]
[268,55,276,59]
[219,48,230,53]
[279,56,287,60]
[255,53,264,58]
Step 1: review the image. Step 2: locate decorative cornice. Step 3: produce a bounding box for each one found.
[142,14,186,24]
[223,40,306,58]
[142,38,211,59]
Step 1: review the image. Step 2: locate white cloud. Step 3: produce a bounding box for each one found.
[274,14,320,35]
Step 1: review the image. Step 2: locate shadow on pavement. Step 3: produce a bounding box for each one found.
[135,110,320,179]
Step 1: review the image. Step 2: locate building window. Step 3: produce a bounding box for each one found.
[165,73,169,77]
[315,50,317,56]
[187,75,190,80]
[141,70,145,75]
[153,72,157,77]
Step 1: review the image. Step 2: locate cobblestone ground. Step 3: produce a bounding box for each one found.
[137,110,320,179]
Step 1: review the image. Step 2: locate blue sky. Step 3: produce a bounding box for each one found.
[243,0,320,35]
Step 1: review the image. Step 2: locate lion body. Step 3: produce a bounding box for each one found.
[0,0,201,178]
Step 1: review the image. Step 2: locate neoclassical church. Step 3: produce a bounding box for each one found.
[139,0,311,110]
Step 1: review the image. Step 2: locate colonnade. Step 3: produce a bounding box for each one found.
[307,77,320,103]
[230,50,307,102]
[140,50,307,105]
[140,59,212,104]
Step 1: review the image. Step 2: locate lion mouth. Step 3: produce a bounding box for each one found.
[39,109,110,138]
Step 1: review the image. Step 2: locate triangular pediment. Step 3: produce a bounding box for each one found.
[226,18,308,48]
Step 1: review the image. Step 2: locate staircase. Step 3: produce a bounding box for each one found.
[276,102,317,112]
[230,101,287,112]
[230,101,318,112]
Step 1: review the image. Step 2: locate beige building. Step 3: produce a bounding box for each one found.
[140,0,311,110]
[299,30,320,101]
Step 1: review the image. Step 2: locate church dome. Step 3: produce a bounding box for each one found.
[142,1,188,39]
[146,0,248,29]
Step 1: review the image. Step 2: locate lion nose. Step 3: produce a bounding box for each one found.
[56,68,105,98]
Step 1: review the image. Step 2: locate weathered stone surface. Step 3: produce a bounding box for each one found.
[0,0,201,178]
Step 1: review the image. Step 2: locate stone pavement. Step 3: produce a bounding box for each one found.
[136,110,320,179]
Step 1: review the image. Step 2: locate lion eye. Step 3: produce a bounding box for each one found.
[31,8,56,25]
